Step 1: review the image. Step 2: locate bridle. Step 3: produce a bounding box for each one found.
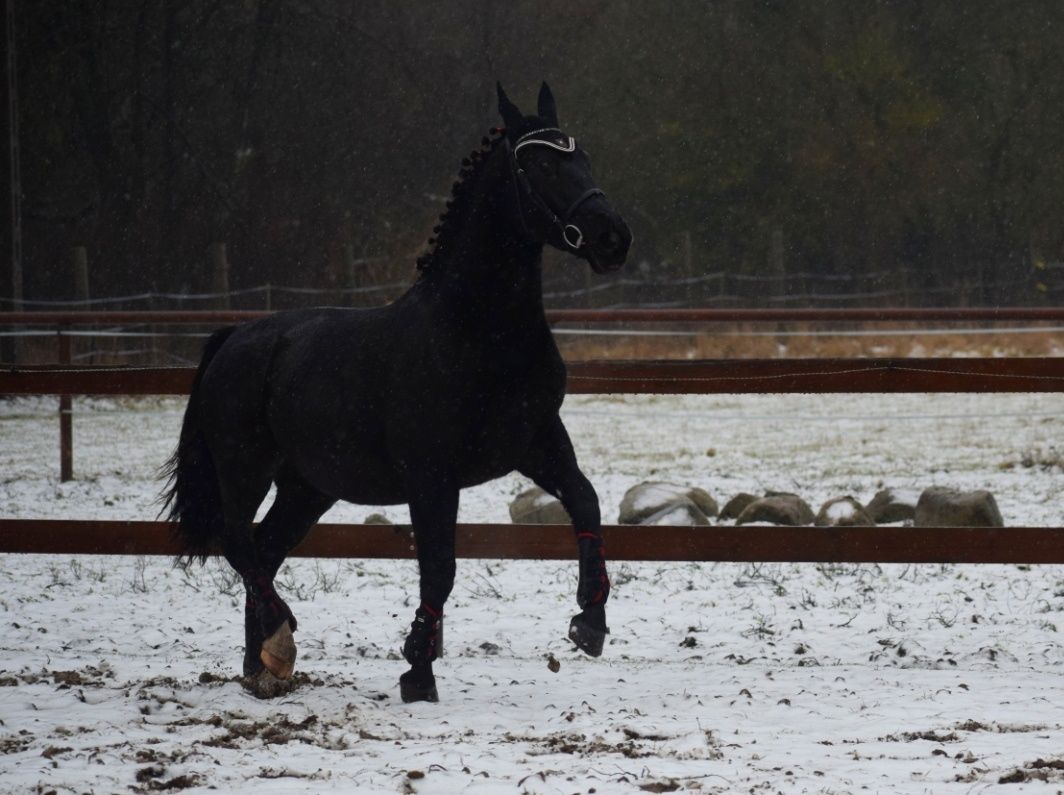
[512,127,604,251]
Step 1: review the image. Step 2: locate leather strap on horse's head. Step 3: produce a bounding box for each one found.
[509,127,604,252]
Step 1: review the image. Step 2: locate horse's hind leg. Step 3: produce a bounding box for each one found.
[241,466,334,679]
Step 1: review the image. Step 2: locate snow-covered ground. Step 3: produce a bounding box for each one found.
[2,392,1064,793]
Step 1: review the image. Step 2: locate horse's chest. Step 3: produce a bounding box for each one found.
[452,373,561,479]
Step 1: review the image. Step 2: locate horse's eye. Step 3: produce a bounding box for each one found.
[538,158,555,175]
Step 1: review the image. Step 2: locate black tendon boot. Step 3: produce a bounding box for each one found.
[569,533,611,656]
[400,604,440,703]
[242,595,265,677]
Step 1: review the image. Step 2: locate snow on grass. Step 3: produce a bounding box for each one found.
[2,392,1064,792]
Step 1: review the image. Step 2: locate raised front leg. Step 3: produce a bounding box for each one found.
[400,481,459,703]
[518,415,610,657]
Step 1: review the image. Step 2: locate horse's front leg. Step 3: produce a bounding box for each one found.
[519,415,610,657]
[400,481,459,703]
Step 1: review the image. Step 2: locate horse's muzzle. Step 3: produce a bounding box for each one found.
[581,203,632,274]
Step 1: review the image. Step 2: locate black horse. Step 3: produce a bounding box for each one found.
[162,83,632,703]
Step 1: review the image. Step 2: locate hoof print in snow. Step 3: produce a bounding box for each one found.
[617,481,717,525]
[509,486,571,525]
[737,494,815,526]
[815,496,875,527]
[914,487,1004,527]
[720,492,758,521]
[866,488,918,524]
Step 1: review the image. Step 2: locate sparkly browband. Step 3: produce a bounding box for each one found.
[513,127,577,156]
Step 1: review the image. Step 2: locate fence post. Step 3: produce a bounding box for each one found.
[343,243,358,307]
[58,326,73,482]
[769,226,785,307]
[683,230,693,304]
[209,242,230,309]
[72,246,90,304]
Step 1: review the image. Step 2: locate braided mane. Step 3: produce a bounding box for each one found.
[415,127,508,274]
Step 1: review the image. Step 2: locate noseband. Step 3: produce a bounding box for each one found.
[512,127,604,251]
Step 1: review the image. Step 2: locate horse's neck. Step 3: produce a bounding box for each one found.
[422,148,547,329]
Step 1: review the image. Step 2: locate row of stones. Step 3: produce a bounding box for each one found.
[509,482,1005,528]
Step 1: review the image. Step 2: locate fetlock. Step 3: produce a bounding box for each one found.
[402,605,441,665]
[247,577,297,637]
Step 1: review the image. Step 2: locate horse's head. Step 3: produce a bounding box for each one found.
[497,82,632,274]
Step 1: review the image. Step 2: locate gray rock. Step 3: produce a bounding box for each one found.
[720,492,758,521]
[618,481,718,525]
[737,494,815,526]
[815,496,875,527]
[509,486,571,525]
[640,502,712,526]
[866,488,918,524]
[364,513,393,525]
[914,487,1004,527]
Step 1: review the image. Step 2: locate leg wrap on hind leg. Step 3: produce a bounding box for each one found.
[246,574,297,635]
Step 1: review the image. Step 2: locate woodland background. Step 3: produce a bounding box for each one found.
[4,1,1063,307]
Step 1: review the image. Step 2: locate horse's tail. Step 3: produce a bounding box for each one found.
[159,326,237,565]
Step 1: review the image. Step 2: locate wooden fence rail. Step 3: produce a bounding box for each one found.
[3,519,1064,564]
[5,357,1064,396]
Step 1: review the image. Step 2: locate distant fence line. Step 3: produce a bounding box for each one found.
[3,262,1061,310]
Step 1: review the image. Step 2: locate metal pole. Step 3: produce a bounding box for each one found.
[58,327,73,481]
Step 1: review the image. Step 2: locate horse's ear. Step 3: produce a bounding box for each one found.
[537,81,558,126]
[497,82,524,131]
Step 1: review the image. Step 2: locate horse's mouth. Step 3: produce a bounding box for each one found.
[587,247,626,274]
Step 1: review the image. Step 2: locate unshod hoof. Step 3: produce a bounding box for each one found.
[260,620,296,680]
[569,606,610,657]
[399,666,438,703]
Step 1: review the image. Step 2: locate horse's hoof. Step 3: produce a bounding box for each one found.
[260,620,296,680]
[569,607,610,657]
[399,668,438,703]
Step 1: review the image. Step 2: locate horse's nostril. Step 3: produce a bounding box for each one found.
[601,229,622,251]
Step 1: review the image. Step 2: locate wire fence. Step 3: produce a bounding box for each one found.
[3,260,1062,311]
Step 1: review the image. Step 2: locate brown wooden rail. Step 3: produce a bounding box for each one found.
[2,519,1063,563]
[4,307,1064,325]
[4,357,1064,396]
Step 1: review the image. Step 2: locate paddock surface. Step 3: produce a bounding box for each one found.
[2,391,1064,791]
